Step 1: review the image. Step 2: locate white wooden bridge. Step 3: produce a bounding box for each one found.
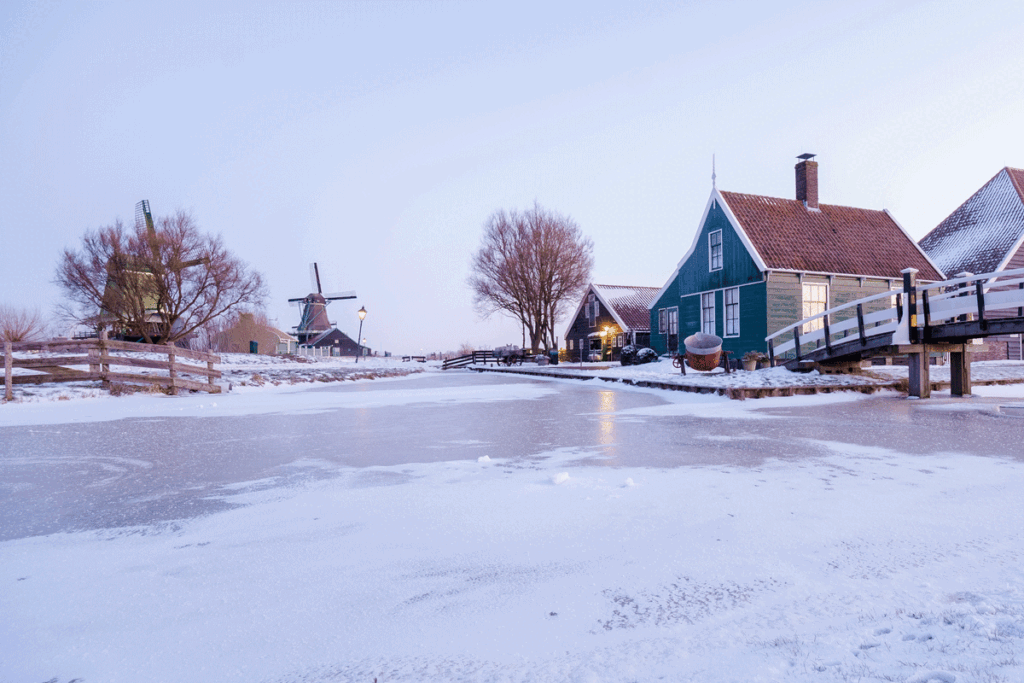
[767,267,1024,397]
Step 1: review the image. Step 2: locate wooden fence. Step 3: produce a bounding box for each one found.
[3,336,221,400]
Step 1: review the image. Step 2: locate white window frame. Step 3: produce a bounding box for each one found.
[667,307,678,336]
[801,283,828,334]
[724,287,740,337]
[587,294,597,328]
[568,339,574,351]
[708,229,723,272]
[701,292,716,335]
[659,308,667,334]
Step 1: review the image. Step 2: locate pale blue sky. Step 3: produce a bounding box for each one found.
[3,0,1023,353]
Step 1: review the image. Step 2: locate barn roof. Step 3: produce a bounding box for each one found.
[591,284,660,332]
[919,167,1024,276]
[719,191,944,281]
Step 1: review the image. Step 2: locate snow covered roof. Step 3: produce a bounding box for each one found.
[591,284,660,332]
[919,167,1024,276]
[720,191,943,281]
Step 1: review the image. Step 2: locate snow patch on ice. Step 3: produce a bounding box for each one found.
[551,472,570,485]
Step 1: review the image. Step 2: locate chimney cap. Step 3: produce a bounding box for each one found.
[796,153,816,161]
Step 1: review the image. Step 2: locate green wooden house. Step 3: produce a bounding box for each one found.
[648,156,943,360]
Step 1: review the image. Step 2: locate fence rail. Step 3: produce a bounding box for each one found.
[3,336,221,400]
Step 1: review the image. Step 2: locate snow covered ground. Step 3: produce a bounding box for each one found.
[2,352,434,404]
[3,367,1024,682]
[492,358,1024,392]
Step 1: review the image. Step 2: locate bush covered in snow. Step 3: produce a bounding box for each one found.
[621,345,658,366]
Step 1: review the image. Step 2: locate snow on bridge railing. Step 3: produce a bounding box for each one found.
[766,288,900,362]
[765,266,1024,365]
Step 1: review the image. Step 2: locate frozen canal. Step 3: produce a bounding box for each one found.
[3,371,1024,682]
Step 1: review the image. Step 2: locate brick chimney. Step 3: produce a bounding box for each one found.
[795,154,818,209]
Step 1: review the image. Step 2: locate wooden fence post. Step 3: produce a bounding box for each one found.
[167,344,178,394]
[4,341,11,401]
[99,329,109,383]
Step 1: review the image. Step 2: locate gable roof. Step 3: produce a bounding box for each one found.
[919,167,1024,276]
[566,283,659,336]
[719,190,944,281]
[592,284,660,332]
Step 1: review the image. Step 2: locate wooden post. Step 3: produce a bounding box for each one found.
[4,341,12,401]
[895,292,903,323]
[922,289,932,342]
[950,346,971,397]
[955,272,973,322]
[823,313,832,354]
[1018,282,1023,318]
[902,269,919,344]
[856,304,867,346]
[767,338,775,367]
[99,329,109,382]
[793,326,802,362]
[167,344,178,395]
[88,342,100,379]
[975,279,987,330]
[908,347,931,399]
[207,358,216,391]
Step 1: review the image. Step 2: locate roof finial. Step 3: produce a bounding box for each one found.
[712,153,717,189]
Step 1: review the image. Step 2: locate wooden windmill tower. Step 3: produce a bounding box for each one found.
[288,263,356,344]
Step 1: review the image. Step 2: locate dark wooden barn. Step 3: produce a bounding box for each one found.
[564,284,659,362]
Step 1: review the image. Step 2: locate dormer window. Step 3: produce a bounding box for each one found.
[709,230,723,271]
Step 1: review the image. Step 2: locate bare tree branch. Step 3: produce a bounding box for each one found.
[468,203,593,353]
[0,304,48,342]
[55,210,268,345]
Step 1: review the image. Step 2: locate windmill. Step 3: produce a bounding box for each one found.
[288,263,356,344]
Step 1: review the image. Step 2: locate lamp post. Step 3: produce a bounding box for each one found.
[355,306,367,363]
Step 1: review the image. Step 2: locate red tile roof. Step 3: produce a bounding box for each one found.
[720,191,943,281]
[592,284,660,332]
[919,167,1024,276]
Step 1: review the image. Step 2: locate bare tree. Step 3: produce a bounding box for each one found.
[468,203,593,353]
[0,304,48,342]
[55,210,268,344]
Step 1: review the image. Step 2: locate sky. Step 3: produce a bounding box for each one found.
[3,0,1024,354]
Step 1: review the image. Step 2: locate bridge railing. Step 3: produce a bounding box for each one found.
[767,288,901,362]
[915,268,1024,325]
[766,266,1024,365]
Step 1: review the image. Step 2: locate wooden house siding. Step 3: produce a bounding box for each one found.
[564,297,617,361]
[675,200,764,296]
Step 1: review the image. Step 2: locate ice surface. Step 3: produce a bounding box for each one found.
[2,372,1024,682]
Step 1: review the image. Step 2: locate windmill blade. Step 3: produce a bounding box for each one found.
[287,297,307,303]
[309,263,323,294]
[323,291,356,300]
[135,200,159,260]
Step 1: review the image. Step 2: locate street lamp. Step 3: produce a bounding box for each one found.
[355,306,367,363]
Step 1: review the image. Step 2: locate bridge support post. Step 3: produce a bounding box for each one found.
[950,345,971,397]
[906,345,931,399]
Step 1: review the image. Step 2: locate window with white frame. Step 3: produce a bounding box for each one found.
[659,308,668,334]
[701,292,716,335]
[724,287,740,337]
[568,339,574,351]
[708,230,723,271]
[801,283,828,333]
[667,308,678,336]
[587,293,596,327]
